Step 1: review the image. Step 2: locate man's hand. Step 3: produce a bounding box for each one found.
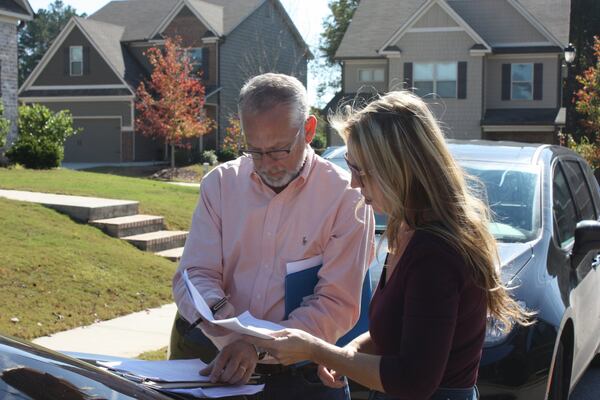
[200,300,235,337]
[200,341,258,385]
[317,365,347,388]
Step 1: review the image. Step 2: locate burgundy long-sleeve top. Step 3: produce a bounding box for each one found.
[369,230,487,399]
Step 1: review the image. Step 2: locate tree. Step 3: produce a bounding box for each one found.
[18,0,85,85]
[314,0,360,101]
[135,37,214,169]
[565,0,600,140]
[574,36,600,137]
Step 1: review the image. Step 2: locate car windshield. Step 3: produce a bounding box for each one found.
[461,161,541,243]
[324,152,541,243]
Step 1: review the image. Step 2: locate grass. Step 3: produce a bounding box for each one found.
[0,167,199,230]
[0,197,178,339]
[137,347,168,360]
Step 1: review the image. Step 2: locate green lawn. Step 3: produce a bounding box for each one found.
[0,197,178,340]
[137,347,168,360]
[0,168,199,230]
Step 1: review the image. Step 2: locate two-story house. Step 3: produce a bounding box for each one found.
[0,0,33,149]
[329,0,570,145]
[18,0,310,163]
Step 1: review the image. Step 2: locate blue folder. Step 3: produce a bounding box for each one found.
[284,264,372,347]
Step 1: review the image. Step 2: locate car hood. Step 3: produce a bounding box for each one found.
[497,242,533,283]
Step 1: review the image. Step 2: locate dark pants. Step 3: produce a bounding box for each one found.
[367,386,479,400]
[169,313,350,400]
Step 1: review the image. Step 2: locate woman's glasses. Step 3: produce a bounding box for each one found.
[344,153,367,186]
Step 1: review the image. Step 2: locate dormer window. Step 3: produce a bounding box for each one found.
[70,46,83,76]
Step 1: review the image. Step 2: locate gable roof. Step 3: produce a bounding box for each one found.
[90,0,263,41]
[336,0,569,59]
[19,17,139,94]
[0,0,33,20]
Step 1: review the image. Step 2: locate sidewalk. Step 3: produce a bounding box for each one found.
[33,303,177,358]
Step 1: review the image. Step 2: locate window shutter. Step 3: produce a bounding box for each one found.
[533,63,543,100]
[64,48,70,75]
[404,62,413,91]
[83,46,91,75]
[202,47,210,81]
[501,63,511,101]
[457,61,467,99]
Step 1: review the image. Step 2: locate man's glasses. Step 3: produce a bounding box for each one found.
[344,153,367,186]
[239,125,304,161]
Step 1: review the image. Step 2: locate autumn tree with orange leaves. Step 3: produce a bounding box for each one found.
[136,37,213,169]
[575,36,600,137]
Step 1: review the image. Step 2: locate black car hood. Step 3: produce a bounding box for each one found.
[497,242,533,283]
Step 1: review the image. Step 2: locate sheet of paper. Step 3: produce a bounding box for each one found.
[98,358,209,383]
[182,269,284,339]
[286,255,323,275]
[212,311,285,339]
[169,383,265,398]
[182,269,215,322]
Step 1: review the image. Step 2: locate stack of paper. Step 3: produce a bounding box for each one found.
[99,358,264,398]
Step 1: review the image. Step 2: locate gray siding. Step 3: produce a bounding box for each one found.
[413,4,459,28]
[1,20,18,146]
[219,0,308,143]
[34,100,133,126]
[33,27,123,86]
[486,55,560,109]
[393,31,483,139]
[343,60,388,93]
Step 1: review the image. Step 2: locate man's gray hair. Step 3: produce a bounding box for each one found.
[238,73,308,126]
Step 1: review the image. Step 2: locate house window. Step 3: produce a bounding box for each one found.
[185,48,203,77]
[414,62,457,98]
[70,46,83,76]
[358,68,385,83]
[511,63,533,100]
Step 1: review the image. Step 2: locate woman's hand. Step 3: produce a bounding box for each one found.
[317,365,347,388]
[243,328,320,365]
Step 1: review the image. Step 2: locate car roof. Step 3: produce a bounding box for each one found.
[324,140,556,166]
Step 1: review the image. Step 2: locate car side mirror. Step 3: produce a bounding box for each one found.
[571,220,600,268]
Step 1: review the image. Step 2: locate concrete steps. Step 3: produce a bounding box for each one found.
[0,189,187,262]
[90,215,165,238]
[123,230,188,253]
[154,247,185,262]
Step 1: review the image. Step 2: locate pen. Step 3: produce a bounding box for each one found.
[186,295,230,335]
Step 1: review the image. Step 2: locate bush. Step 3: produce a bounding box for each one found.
[0,102,10,149]
[216,148,237,162]
[199,150,218,165]
[6,104,79,169]
[311,133,327,150]
[559,132,600,170]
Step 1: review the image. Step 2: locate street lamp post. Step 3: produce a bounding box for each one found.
[563,43,577,141]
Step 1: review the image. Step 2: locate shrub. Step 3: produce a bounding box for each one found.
[311,133,327,150]
[559,131,600,170]
[199,150,218,166]
[216,148,237,162]
[6,104,79,169]
[0,102,10,149]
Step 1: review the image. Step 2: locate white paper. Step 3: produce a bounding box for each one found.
[98,358,209,382]
[170,384,265,398]
[182,269,284,339]
[98,358,265,398]
[286,255,323,275]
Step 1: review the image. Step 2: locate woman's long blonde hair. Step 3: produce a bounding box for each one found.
[331,91,532,330]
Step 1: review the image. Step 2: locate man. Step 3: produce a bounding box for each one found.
[172,73,374,399]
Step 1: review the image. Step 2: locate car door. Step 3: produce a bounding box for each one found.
[552,158,600,380]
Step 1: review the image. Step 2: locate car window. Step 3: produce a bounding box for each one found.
[561,160,597,220]
[553,164,578,247]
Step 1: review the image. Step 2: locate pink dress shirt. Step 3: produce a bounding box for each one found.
[172,148,374,347]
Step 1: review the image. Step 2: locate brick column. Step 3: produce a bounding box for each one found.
[0,20,19,148]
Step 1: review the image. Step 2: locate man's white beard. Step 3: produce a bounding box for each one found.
[257,148,307,188]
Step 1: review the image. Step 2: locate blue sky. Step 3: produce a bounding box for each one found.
[27,0,332,106]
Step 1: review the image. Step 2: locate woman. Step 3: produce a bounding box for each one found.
[246,91,532,400]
